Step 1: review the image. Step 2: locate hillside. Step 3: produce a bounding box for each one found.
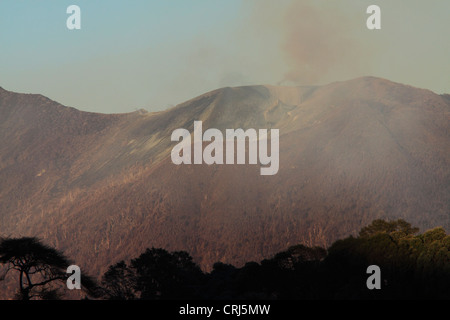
[0,77,449,283]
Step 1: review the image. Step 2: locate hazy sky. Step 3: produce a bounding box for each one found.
[1,0,449,113]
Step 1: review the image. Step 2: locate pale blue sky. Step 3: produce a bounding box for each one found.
[1,0,449,113]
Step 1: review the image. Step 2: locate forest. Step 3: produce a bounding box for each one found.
[1,219,449,300]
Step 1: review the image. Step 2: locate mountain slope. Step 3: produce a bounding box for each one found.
[0,77,449,279]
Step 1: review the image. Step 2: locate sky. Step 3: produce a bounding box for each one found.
[0,0,449,113]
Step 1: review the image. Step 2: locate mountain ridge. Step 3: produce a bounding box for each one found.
[0,77,449,283]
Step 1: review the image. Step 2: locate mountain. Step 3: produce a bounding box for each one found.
[0,77,449,282]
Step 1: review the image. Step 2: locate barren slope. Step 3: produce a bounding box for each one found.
[0,77,449,283]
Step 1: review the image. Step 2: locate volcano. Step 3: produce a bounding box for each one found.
[0,77,449,281]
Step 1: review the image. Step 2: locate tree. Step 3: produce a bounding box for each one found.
[131,248,204,300]
[101,261,136,300]
[273,245,327,269]
[0,237,99,300]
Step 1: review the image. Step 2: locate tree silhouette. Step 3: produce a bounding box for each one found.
[97,219,450,300]
[101,261,136,300]
[0,237,99,300]
[131,248,205,300]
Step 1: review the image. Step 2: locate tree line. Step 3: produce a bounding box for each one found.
[1,219,449,300]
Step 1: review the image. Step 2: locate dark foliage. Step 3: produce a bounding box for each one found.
[101,261,137,300]
[0,237,100,300]
[99,219,450,300]
[101,248,206,300]
[1,219,448,299]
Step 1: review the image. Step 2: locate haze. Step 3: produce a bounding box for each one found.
[0,0,449,113]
